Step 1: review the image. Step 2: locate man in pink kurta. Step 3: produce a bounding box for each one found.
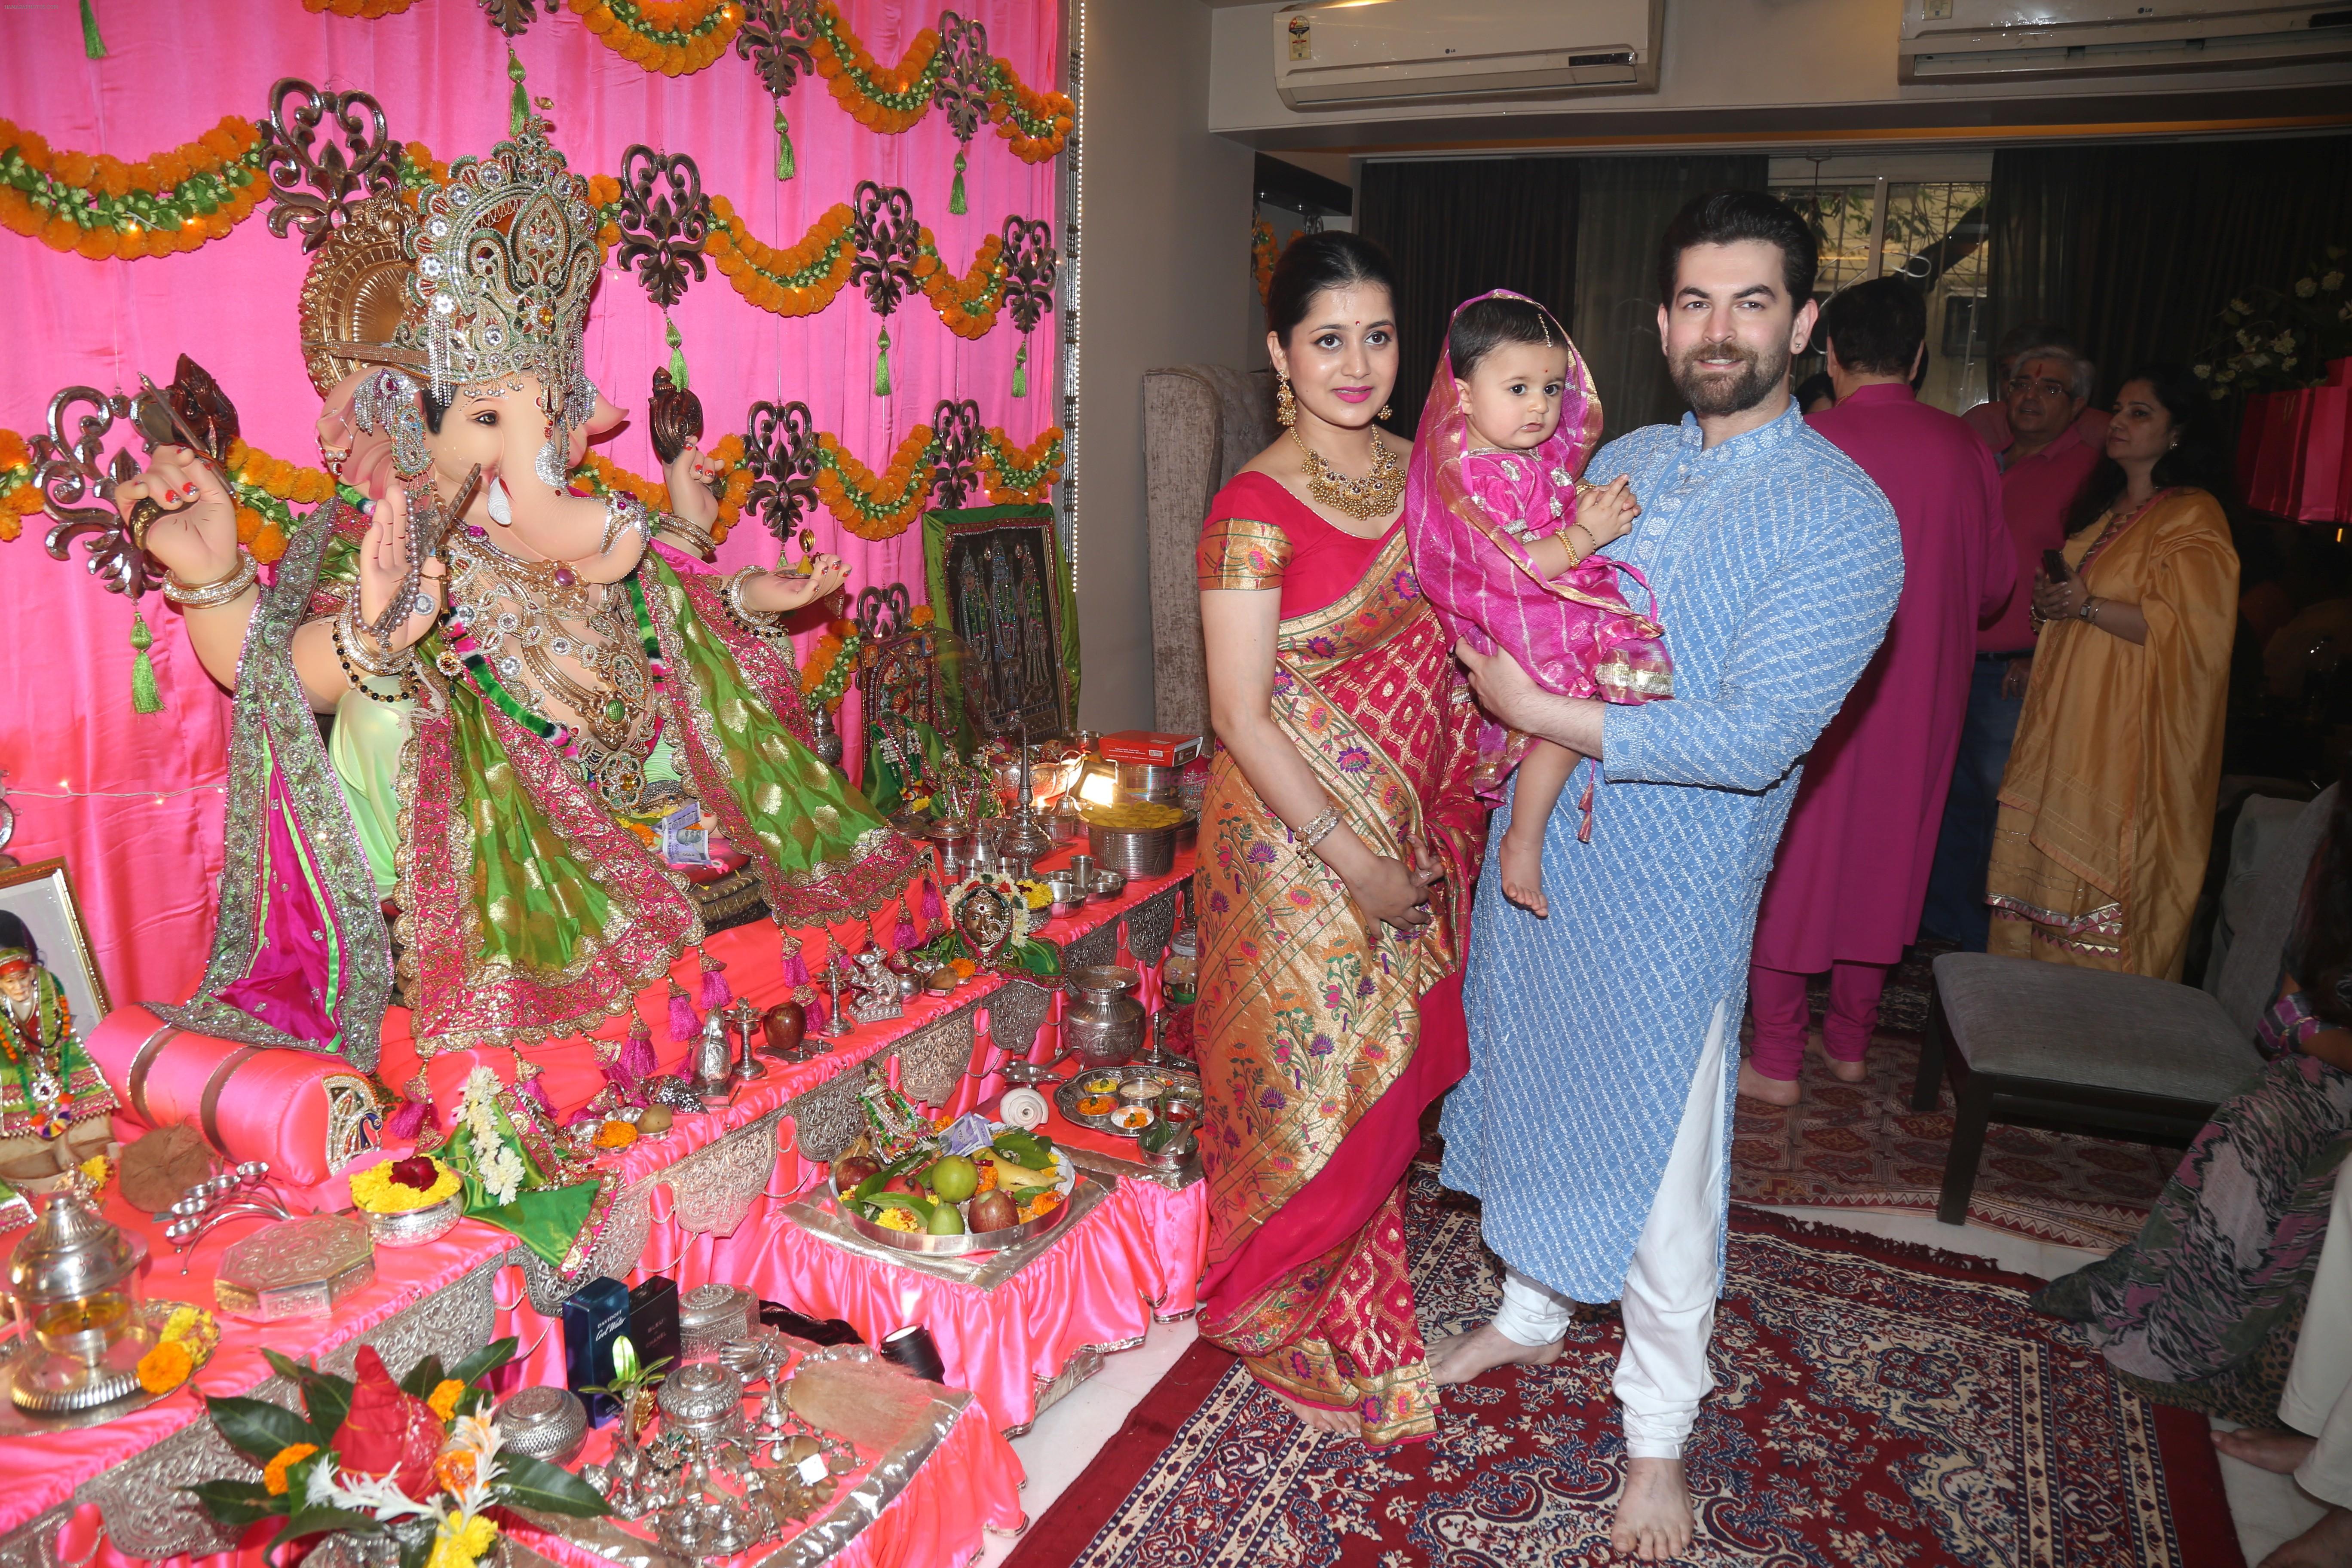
[1743,279,2015,1102]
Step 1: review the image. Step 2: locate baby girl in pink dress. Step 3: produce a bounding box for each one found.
[1406,291,1672,916]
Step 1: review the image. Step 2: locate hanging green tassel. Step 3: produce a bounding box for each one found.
[508,47,530,138]
[774,105,795,181]
[1011,338,1028,399]
[948,150,968,217]
[78,0,105,58]
[665,315,689,391]
[873,326,893,397]
[128,608,162,715]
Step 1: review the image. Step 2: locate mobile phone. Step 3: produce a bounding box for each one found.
[2042,548,2070,581]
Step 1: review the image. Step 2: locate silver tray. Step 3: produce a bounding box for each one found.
[1054,1063,1203,1140]
[825,1144,1078,1257]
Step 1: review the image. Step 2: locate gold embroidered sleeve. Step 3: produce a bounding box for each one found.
[1197,516,1290,592]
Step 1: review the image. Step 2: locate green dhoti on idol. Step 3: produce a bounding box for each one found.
[120,104,926,1124]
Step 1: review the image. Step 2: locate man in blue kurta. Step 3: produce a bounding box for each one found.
[1439,192,1904,1561]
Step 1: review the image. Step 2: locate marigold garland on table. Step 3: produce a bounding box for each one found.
[0,115,268,260]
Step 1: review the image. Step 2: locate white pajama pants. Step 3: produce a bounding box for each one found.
[2279,1164,2352,1509]
[1492,1000,1730,1460]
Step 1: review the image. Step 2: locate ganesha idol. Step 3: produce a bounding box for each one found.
[101,113,927,1138]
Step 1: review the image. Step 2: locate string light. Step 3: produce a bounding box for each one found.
[10,783,224,801]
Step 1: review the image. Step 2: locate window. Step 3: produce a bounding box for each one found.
[1770,154,1995,416]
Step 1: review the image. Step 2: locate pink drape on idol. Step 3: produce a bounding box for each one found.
[0,0,1060,1008]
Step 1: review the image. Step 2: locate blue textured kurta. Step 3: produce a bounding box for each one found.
[1439,404,1903,1302]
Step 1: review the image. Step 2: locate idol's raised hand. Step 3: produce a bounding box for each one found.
[116,445,239,590]
[661,444,724,537]
[356,482,448,652]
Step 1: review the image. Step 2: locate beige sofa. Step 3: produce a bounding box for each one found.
[1141,365,1277,742]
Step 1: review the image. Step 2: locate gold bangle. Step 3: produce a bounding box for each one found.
[724,567,791,633]
[160,551,257,609]
[1296,805,1343,852]
[659,511,717,562]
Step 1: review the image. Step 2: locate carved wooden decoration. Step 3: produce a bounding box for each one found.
[742,398,821,546]
[258,78,401,254]
[929,398,983,510]
[612,146,712,312]
[848,181,921,320]
[734,0,820,96]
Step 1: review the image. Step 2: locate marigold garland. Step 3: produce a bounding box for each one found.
[708,196,1026,336]
[569,0,742,77]
[571,433,753,547]
[974,427,1064,504]
[0,429,42,543]
[916,230,1008,340]
[0,115,269,260]
[805,3,1072,160]
[813,426,937,539]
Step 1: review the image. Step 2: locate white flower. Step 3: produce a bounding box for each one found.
[2193,364,2211,378]
[2339,301,2351,322]
[2325,271,2345,291]
[2273,332,2297,352]
[306,1462,433,1523]
[2231,297,2253,313]
[2238,329,2255,349]
[2285,357,2299,370]
[2251,353,2272,368]
[2297,277,2318,298]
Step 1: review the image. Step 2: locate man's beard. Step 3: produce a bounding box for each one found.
[1671,336,1789,418]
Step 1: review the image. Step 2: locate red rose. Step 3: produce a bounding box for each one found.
[388,1157,441,1193]
[336,1347,444,1499]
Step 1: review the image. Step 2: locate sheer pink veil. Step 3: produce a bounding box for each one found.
[1404,288,1615,645]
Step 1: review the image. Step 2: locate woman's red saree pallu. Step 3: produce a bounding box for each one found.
[1193,480,1485,1446]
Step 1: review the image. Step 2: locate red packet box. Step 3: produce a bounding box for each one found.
[1100,730,1204,768]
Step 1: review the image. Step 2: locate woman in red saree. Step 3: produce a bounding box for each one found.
[1194,233,1487,1445]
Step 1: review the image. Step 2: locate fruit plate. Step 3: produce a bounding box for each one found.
[1054,1063,1202,1140]
[826,1142,1078,1257]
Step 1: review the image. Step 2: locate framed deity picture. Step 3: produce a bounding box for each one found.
[0,859,111,1042]
[921,503,1081,744]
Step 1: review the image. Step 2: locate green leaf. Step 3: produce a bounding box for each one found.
[184,1479,286,1528]
[445,1338,517,1388]
[496,1450,612,1517]
[397,1354,446,1401]
[279,1506,385,1544]
[205,1394,321,1462]
[394,1519,437,1568]
[261,1350,354,1439]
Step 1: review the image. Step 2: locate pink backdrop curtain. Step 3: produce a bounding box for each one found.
[0,0,1060,1008]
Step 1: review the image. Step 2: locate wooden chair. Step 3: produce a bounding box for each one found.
[1914,785,2335,1225]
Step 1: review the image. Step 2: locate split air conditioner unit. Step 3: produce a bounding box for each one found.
[1273,0,1662,110]
[1899,0,2352,83]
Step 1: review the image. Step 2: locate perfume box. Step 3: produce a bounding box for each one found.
[561,1275,631,1427]
[627,1275,681,1375]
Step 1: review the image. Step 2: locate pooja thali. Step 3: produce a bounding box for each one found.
[1054,1063,1204,1139]
[827,1122,1080,1257]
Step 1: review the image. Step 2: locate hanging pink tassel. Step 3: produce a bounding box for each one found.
[668,976,699,1044]
[699,949,732,1011]
[893,901,918,955]
[782,934,811,989]
[620,1017,659,1081]
[518,1073,555,1117]
[920,876,942,924]
[384,1096,430,1140]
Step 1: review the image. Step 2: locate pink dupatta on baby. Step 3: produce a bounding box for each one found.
[1404,291,1672,798]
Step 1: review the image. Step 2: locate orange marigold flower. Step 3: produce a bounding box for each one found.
[262,1442,319,1495]
[251,524,288,563]
[431,1447,475,1496]
[137,1338,194,1396]
[427,1378,465,1423]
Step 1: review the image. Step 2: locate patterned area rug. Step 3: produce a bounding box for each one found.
[1729,1030,2180,1250]
[1008,1168,2241,1568]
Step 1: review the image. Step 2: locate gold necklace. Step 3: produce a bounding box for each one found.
[1291,427,1405,522]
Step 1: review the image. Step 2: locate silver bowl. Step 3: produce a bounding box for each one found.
[1088,867,1127,899]
[361,1196,462,1249]
[497,1385,588,1465]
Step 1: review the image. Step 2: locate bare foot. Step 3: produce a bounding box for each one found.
[1612,1455,1695,1562]
[1498,828,1549,918]
[1266,1385,1363,1438]
[2215,1426,2318,1474]
[1426,1322,1564,1386]
[2262,1505,2352,1568]
[1826,1056,1868,1083]
[1737,1062,1800,1107]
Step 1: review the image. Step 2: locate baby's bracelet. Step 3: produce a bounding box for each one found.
[1295,806,1343,853]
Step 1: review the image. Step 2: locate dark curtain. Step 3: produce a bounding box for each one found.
[1356,158,1580,435]
[1568,154,1771,447]
[1988,135,2352,404]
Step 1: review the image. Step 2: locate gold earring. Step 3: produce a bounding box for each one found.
[1379,403,1393,421]
[1276,373,1297,427]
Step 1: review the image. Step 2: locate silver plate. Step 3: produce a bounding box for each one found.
[1055,1063,1201,1141]
[825,1146,1076,1257]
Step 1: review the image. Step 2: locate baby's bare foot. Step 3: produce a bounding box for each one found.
[1499,834,1549,918]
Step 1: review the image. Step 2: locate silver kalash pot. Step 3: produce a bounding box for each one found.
[6,1185,153,1413]
[1063,965,1145,1070]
